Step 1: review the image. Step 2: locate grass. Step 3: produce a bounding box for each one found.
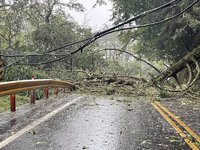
[0,89,58,112]
[0,94,30,112]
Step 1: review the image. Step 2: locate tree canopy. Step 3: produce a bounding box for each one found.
[111,0,200,61]
[0,0,199,91]
[0,0,103,81]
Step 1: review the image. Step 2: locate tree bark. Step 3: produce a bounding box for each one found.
[155,46,200,82]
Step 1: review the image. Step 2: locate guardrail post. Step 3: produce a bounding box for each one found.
[44,87,49,99]
[54,88,58,96]
[10,94,16,112]
[30,75,36,104]
[30,90,36,104]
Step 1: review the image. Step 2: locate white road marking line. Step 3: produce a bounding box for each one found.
[0,96,84,149]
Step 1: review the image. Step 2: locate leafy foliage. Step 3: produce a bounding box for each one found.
[0,0,103,81]
[111,0,200,61]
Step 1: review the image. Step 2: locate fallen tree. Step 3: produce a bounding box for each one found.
[76,73,150,96]
[153,46,200,92]
[74,47,200,95]
[155,46,200,82]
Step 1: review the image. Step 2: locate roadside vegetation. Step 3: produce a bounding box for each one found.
[0,0,200,112]
[0,95,29,112]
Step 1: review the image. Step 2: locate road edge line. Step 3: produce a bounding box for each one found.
[0,96,84,149]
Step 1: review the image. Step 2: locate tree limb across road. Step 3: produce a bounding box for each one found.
[155,46,200,82]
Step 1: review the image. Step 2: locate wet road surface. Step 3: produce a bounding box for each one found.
[160,97,200,136]
[0,95,194,149]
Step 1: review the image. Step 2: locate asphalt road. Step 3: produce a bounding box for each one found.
[0,95,194,150]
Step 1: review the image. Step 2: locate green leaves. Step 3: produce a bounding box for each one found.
[111,0,200,61]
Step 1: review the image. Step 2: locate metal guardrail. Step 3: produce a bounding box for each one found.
[0,79,76,96]
[0,79,76,112]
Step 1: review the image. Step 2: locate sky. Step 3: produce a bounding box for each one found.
[69,0,113,31]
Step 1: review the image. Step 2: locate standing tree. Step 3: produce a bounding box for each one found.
[111,0,200,61]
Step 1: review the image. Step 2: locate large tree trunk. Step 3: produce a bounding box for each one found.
[155,46,200,82]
